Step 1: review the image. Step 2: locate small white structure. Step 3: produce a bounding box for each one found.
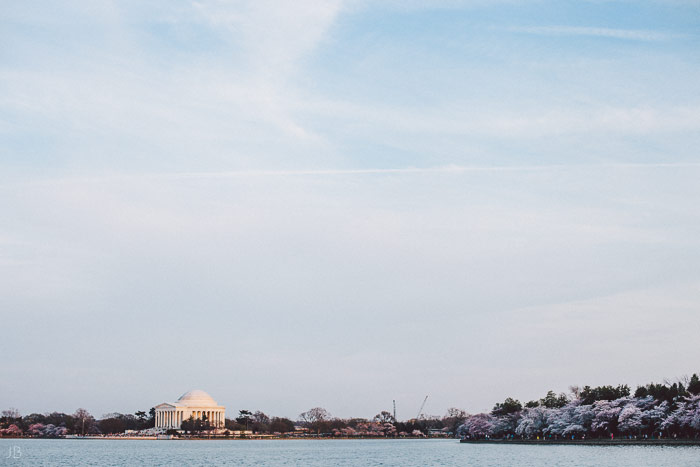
[154,389,225,430]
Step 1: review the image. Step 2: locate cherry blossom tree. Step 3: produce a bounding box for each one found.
[490,414,519,437]
[591,399,625,435]
[515,407,549,438]
[28,423,46,436]
[0,424,22,437]
[617,405,644,435]
[458,413,493,439]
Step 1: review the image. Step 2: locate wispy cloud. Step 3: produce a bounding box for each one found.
[303,97,700,138]
[189,0,345,139]
[508,25,680,41]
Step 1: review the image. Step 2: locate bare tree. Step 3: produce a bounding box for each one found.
[373,411,396,424]
[73,408,96,436]
[252,411,271,433]
[569,386,581,399]
[443,408,467,433]
[1,408,21,419]
[299,407,330,436]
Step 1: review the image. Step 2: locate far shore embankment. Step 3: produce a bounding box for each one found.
[6,435,444,441]
[460,439,700,446]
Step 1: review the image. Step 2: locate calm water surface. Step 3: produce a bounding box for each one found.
[1,439,699,466]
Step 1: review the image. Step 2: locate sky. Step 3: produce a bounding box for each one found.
[1,0,700,421]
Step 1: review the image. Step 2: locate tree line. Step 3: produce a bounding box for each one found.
[0,404,463,438]
[0,408,156,437]
[3,373,697,439]
[458,373,700,440]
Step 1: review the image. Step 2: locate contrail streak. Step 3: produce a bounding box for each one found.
[156,162,700,179]
[4,162,700,186]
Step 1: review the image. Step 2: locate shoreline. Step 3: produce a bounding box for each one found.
[2,436,442,441]
[459,439,700,446]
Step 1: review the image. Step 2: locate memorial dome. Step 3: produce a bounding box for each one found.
[176,389,218,407]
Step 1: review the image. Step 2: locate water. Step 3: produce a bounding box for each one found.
[1,439,699,466]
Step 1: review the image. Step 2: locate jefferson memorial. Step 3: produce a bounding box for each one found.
[154,389,225,430]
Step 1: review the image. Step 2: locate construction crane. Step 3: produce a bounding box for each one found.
[416,395,428,420]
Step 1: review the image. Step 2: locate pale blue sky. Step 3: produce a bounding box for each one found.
[1,1,700,420]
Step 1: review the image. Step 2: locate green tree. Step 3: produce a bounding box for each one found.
[540,390,568,408]
[579,385,630,405]
[269,417,295,433]
[236,410,253,431]
[99,417,126,434]
[688,374,700,395]
[148,408,156,427]
[134,411,147,429]
[181,415,210,435]
[181,415,196,434]
[491,398,522,416]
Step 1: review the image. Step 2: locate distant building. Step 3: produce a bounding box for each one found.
[154,389,225,430]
